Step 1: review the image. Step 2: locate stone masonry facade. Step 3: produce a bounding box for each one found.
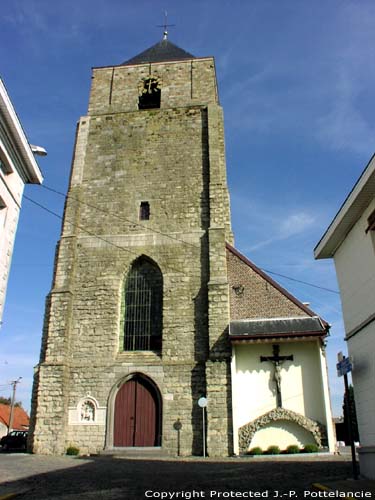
[29,52,234,457]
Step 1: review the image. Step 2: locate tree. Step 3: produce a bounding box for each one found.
[0,396,23,407]
[343,384,360,443]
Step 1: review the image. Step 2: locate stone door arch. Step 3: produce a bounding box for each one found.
[106,373,162,448]
[239,408,326,453]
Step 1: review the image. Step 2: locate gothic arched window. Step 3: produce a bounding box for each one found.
[123,257,163,351]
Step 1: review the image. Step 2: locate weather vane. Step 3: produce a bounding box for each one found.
[157,11,175,40]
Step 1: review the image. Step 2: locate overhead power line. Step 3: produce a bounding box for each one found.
[261,269,340,294]
[24,195,187,276]
[24,195,148,257]
[26,192,339,295]
[40,183,198,249]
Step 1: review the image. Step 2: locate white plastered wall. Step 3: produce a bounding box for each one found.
[333,199,375,479]
[0,166,24,322]
[334,198,375,333]
[231,340,335,453]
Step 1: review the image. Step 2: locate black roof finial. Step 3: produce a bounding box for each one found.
[157,10,175,40]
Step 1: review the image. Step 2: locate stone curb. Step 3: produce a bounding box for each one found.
[95,453,340,462]
[0,491,29,500]
[312,482,368,500]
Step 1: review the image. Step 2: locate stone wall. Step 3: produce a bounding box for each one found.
[30,53,233,456]
[88,58,218,115]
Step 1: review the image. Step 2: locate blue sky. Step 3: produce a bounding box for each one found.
[1,0,374,417]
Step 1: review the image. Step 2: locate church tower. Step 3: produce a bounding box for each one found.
[29,37,234,456]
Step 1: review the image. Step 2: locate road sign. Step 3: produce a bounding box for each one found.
[197,397,207,457]
[336,352,358,479]
[336,357,352,377]
[198,397,207,408]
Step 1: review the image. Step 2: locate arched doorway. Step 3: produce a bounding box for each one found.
[113,375,161,447]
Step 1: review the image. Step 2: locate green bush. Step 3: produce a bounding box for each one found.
[247,447,263,455]
[265,445,280,455]
[66,445,80,456]
[286,445,300,454]
[302,444,319,453]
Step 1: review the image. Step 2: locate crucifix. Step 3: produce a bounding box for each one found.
[157,11,175,40]
[260,344,293,408]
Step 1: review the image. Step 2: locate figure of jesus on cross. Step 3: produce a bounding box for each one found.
[260,344,293,408]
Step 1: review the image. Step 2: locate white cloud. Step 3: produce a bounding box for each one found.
[246,211,316,252]
[280,213,315,238]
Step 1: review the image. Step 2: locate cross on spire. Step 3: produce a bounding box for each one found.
[260,344,294,408]
[157,11,175,40]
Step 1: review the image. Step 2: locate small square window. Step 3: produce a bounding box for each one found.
[139,201,150,221]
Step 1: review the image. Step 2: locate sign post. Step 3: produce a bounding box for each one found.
[336,352,358,480]
[198,396,207,458]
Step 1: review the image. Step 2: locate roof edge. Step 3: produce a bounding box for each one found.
[92,56,214,71]
[230,331,325,341]
[0,78,43,184]
[314,152,375,259]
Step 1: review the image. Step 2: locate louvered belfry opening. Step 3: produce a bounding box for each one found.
[138,77,161,110]
[124,257,163,351]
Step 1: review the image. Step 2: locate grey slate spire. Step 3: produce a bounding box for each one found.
[123,39,195,65]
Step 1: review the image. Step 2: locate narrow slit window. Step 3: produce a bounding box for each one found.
[139,201,150,221]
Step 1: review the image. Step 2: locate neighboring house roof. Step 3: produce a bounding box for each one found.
[0,78,43,185]
[123,38,195,65]
[314,153,375,259]
[0,404,29,430]
[226,243,328,341]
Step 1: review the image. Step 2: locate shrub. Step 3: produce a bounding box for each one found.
[286,445,300,454]
[66,445,80,456]
[265,445,280,455]
[247,447,263,455]
[302,444,319,453]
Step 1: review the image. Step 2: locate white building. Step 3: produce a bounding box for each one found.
[0,78,43,325]
[315,154,375,479]
[227,245,335,454]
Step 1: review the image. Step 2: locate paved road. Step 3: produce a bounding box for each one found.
[0,453,358,500]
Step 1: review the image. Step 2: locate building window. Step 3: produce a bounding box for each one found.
[138,77,161,110]
[139,201,150,220]
[0,155,11,175]
[0,197,6,229]
[366,209,375,233]
[123,257,163,351]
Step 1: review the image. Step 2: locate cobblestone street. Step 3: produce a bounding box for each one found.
[1,453,370,500]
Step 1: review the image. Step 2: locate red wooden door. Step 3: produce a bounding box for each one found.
[114,378,157,447]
